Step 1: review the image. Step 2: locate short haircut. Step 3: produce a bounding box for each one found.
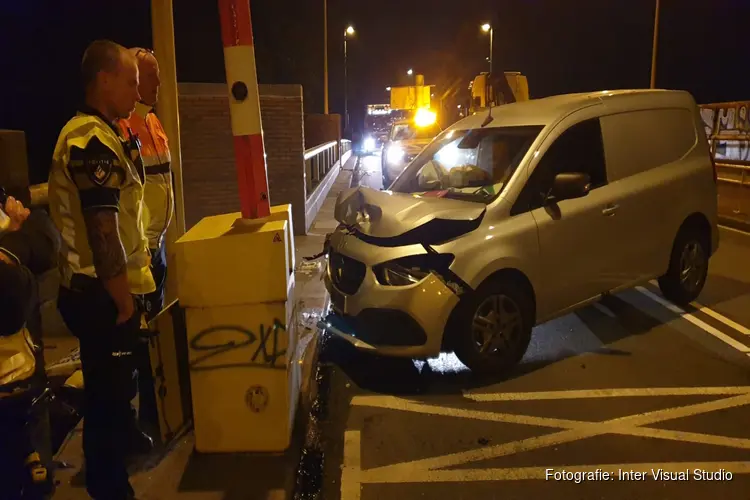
[81,39,127,91]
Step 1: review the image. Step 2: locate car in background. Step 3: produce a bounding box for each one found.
[360,128,389,155]
[381,115,441,188]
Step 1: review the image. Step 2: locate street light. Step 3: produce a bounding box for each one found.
[650,0,660,88]
[407,68,413,76]
[481,22,493,74]
[386,87,391,91]
[344,25,355,132]
[324,0,329,113]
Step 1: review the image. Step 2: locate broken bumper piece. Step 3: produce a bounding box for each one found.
[321,272,460,358]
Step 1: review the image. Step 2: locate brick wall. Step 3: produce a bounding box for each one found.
[178,83,307,234]
[304,114,341,150]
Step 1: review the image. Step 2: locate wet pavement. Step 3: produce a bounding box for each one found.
[317,153,750,500]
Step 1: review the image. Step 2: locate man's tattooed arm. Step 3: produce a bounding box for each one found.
[83,209,134,322]
[84,210,126,278]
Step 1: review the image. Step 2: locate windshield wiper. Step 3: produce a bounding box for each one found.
[439,188,489,202]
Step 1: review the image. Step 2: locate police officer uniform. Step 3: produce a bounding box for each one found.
[48,106,155,499]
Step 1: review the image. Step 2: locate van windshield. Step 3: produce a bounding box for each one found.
[390,126,544,203]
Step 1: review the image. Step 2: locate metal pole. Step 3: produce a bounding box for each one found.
[218,0,271,219]
[650,0,660,89]
[489,27,493,74]
[344,33,348,132]
[323,0,329,114]
[151,0,185,238]
[151,0,185,304]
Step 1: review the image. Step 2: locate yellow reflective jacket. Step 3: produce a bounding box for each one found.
[0,328,35,396]
[119,103,173,249]
[48,108,156,295]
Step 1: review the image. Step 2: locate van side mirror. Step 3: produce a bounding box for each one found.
[548,172,591,202]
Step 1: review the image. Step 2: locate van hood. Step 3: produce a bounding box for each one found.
[333,187,486,246]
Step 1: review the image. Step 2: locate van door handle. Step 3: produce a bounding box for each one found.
[602,204,619,216]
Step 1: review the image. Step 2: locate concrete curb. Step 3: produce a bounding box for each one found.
[719,216,750,234]
[292,154,361,500]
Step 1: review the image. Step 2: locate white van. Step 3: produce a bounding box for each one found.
[324,90,719,375]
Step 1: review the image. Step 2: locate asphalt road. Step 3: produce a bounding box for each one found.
[315,153,750,500]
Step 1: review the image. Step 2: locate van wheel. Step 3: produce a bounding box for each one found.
[658,226,709,306]
[451,279,533,376]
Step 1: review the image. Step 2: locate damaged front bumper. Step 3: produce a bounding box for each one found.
[319,233,460,358]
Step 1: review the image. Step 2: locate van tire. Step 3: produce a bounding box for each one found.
[451,278,533,376]
[658,225,709,306]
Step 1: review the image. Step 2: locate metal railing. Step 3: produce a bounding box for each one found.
[304,139,351,197]
[716,162,750,186]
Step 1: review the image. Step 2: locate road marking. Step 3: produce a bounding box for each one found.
[349,390,750,484]
[636,286,750,353]
[719,224,750,236]
[463,386,750,401]
[647,280,750,336]
[360,461,750,483]
[592,302,617,318]
[341,430,361,500]
[696,305,750,336]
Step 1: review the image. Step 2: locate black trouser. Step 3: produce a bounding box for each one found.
[57,280,142,500]
[136,244,167,432]
[143,244,167,321]
[0,393,36,499]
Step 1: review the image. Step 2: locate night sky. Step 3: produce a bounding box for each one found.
[1,0,747,183]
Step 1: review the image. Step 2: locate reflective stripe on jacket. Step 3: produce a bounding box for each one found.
[48,110,155,295]
[120,102,173,249]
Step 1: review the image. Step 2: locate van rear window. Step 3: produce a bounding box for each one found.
[600,108,697,181]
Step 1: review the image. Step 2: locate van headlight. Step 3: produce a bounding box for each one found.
[374,254,455,287]
[386,145,404,165]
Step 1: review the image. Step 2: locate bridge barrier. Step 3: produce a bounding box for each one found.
[700,101,750,230]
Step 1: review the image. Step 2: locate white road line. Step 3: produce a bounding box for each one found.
[692,304,750,336]
[352,395,587,429]
[341,430,361,500]
[360,461,750,483]
[592,302,617,318]
[358,392,750,477]
[647,280,750,336]
[462,386,750,402]
[719,224,750,236]
[636,286,750,353]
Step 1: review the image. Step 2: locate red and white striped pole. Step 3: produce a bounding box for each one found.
[218,0,271,219]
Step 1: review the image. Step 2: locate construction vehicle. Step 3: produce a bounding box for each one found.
[468,71,530,113]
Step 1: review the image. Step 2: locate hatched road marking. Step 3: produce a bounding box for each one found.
[340,387,750,495]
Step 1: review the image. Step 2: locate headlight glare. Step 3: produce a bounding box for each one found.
[386,145,404,165]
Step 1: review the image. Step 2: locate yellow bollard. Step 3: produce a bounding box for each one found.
[175,205,300,452]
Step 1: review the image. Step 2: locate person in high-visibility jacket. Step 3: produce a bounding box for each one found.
[118,46,172,437]
[0,195,60,499]
[48,39,155,500]
[119,47,172,320]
